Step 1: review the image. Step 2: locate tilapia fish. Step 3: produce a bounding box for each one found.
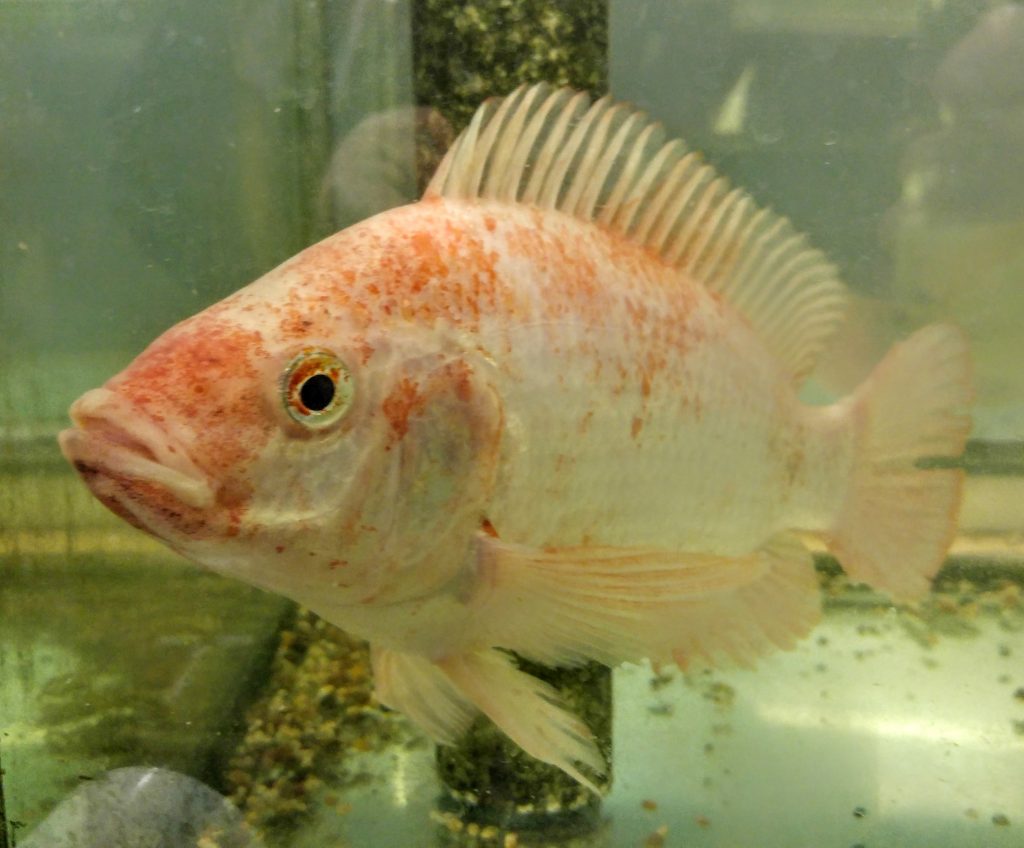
[59,85,973,789]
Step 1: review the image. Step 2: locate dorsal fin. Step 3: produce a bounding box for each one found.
[424,84,848,383]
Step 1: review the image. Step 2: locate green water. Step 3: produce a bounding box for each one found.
[2,1,1023,846]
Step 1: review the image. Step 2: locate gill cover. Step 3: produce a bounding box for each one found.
[350,352,504,605]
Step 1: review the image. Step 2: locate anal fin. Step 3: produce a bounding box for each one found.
[472,533,821,670]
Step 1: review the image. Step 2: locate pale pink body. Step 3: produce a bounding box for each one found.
[124,198,843,657]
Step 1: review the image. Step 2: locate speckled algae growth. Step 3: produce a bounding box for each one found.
[412,0,607,129]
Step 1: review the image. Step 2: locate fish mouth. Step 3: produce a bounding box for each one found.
[58,388,214,511]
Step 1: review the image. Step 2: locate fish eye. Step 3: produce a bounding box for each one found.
[281,349,354,429]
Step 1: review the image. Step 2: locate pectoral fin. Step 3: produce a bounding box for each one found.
[471,533,820,669]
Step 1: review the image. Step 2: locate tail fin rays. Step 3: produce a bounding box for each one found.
[828,325,973,601]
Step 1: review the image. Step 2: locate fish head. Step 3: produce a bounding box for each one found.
[59,253,503,607]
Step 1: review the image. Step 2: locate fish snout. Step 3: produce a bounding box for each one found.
[60,388,214,510]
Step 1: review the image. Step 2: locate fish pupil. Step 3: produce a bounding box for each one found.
[300,373,335,412]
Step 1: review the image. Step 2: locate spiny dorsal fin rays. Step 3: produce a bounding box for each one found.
[424,83,848,384]
[612,138,683,237]
[464,90,522,198]
[687,186,746,272]
[561,101,620,216]
[596,121,664,228]
[536,94,612,210]
[575,107,644,220]
[521,89,591,204]
[481,89,538,198]
[496,85,563,200]
[694,191,753,284]
[665,175,730,264]
[648,153,707,256]
[634,150,701,246]
[430,98,488,196]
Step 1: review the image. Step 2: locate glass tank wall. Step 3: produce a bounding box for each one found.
[1,1,1021,846]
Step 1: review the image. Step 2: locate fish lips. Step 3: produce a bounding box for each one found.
[59,388,214,512]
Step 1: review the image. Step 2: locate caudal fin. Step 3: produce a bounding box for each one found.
[829,324,973,601]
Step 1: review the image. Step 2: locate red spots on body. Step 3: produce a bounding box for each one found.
[640,373,652,398]
[382,377,427,441]
[438,359,475,403]
[409,231,450,295]
[480,517,499,538]
[281,315,315,337]
[379,359,477,450]
[637,351,668,409]
[115,323,259,406]
[624,296,649,329]
[277,201,694,353]
[275,545,286,554]
[330,217,506,329]
[110,320,271,482]
[354,337,375,365]
[277,285,354,341]
[631,416,644,439]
